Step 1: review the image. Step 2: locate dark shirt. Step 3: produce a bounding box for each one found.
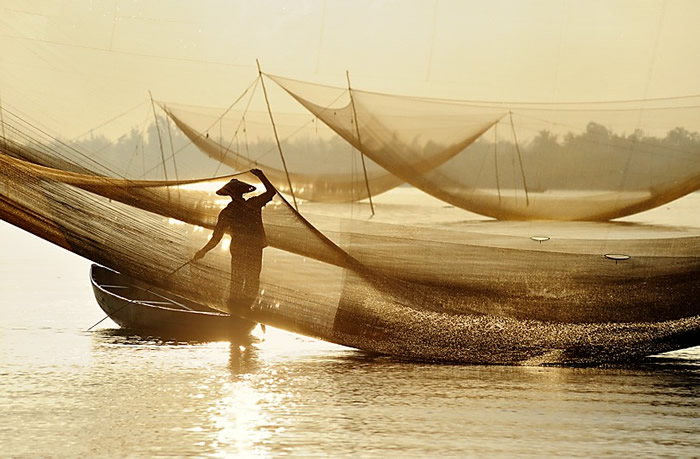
[215,194,272,250]
[197,178,276,261]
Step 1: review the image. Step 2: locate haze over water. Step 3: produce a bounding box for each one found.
[1,190,698,457]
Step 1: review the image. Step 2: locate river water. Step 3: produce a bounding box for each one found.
[1,191,699,457]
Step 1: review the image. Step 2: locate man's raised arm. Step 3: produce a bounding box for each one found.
[250,168,276,206]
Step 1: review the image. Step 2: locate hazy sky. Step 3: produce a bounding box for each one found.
[1,0,699,138]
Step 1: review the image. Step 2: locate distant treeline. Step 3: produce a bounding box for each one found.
[58,116,226,180]
[62,117,700,185]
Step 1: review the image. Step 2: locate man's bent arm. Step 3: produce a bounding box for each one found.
[194,215,226,259]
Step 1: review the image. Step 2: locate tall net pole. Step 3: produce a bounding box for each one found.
[257,59,298,211]
[164,114,180,182]
[494,122,501,204]
[148,91,170,184]
[509,111,530,206]
[0,94,6,149]
[346,70,375,216]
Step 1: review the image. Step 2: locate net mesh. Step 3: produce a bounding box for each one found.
[269,74,700,221]
[0,146,699,365]
[1,82,700,365]
[162,104,405,203]
[160,73,503,205]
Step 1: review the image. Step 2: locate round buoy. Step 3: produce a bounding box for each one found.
[604,253,631,264]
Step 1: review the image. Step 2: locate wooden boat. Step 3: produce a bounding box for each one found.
[90,264,256,339]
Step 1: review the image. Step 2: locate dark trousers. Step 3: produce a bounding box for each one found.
[228,244,263,311]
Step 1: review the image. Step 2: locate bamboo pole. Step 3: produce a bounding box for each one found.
[494,122,502,204]
[163,108,180,181]
[149,91,170,193]
[509,111,530,206]
[346,70,375,216]
[256,59,298,211]
[0,94,6,148]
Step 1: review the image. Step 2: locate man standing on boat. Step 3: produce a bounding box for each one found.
[193,168,276,312]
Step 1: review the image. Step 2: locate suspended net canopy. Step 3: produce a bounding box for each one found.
[161,75,503,204]
[1,138,699,364]
[161,103,405,203]
[269,74,700,221]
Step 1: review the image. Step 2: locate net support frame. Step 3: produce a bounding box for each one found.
[149,90,171,199]
[494,121,502,204]
[509,111,530,206]
[256,59,298,211]
[346,70,375,216]
[0,94,6,148]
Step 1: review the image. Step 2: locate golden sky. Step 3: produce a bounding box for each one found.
[0,0,699,138]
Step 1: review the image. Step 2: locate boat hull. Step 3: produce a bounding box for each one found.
[90,264,256,340]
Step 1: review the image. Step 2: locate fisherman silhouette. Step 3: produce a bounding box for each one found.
[193,168,276,312]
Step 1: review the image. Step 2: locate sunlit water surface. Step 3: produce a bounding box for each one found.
[1,191,698,457]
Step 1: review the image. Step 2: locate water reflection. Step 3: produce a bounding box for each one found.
[95,326,261,347]
[76,327,700,457]
[211,348,272,455]
[228,341,261,375]
[206,331,700,456]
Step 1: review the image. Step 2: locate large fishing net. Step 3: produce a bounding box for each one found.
[266,74,700,221]
[163,103,406,204]
[161,76,503,207]
[1,77,700,365]
[1,144,699,365]
[0,100,224,181]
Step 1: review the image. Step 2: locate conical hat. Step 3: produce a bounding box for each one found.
[216,178,256,196]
